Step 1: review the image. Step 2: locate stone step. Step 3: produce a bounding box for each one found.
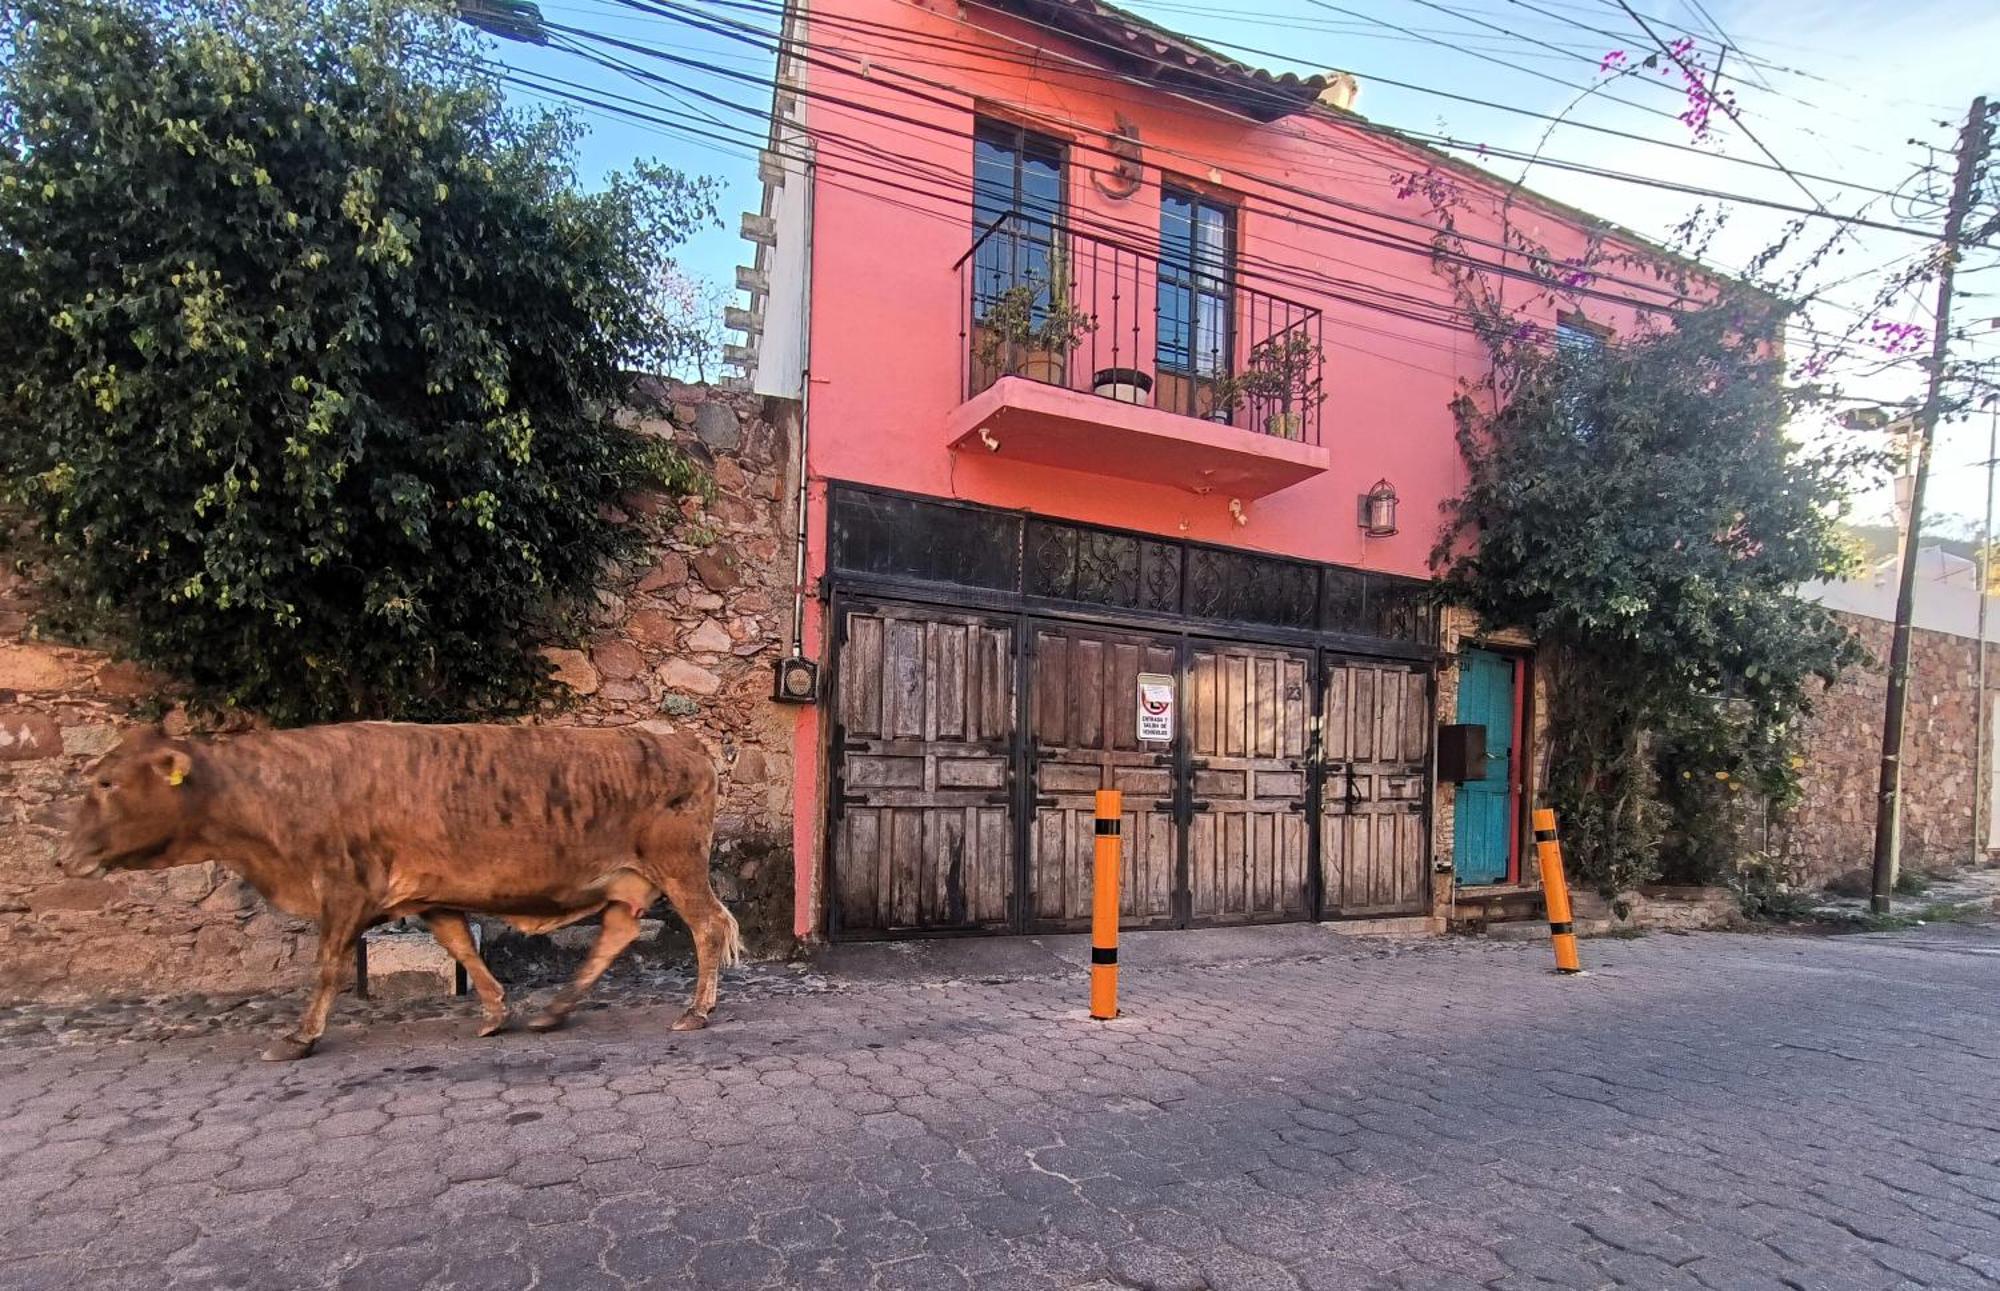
[1482,916,1618,942]
[1320,915,1442,938]
[1450,885,1545,928]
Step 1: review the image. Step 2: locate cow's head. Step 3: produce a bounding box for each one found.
[61,728,198,878]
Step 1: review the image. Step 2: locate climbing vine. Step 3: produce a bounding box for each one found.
[1397,164,1879,889]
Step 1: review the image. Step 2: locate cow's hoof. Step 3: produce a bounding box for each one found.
[260,1036,317,1062]
[526,1010,570,1033]
[476,1013,512,1038]
[671,1010,709,1032]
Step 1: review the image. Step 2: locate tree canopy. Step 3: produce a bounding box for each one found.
[1435,297,1873,889]
[0,0,712,723]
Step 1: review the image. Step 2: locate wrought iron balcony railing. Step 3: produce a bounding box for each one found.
[955,211,1325,446]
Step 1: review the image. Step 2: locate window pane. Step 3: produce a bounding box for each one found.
[1158,188,1233,379]
[1157,277,1192,370]
[973,135,1016,221]
[1194,293,1228,376]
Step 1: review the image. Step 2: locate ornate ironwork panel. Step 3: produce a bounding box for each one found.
[1322,567,1367,635]
[1074,530,1141,608]
[829,486,1433,651]
[1365,578,1436,645]
[1138,540,1181,613]
[1185,547,1318,630]
[830,488,1021,590]
[1023,520,1077,599]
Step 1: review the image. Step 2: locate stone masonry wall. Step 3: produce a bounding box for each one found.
[1780,611,1998,887]
[0,383,801,1003]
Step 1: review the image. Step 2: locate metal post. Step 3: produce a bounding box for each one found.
[1090,788,1121,1019]
[1531,808,1582,974]
[1976,398,1997,867]
[1870,96,1992,914]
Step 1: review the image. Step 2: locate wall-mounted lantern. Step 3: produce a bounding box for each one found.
[1358,479,1399,537]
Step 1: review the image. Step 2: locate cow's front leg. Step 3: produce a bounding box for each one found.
[423,910,511,1036]
[527,905,641,1032]
[263,911,364,1062]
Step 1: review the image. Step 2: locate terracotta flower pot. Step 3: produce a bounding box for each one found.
[1018,349,1065,384]
[1266,410,1304,440]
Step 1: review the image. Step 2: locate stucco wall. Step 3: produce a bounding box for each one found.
[0,384,804,1003]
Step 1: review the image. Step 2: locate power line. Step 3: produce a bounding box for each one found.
[500,0,1944,380]
[492,39,1928,388]
[665,0,1939,237]
[563,4,1753,310]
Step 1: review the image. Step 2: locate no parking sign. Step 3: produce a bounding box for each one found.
[1137,672,1175,743]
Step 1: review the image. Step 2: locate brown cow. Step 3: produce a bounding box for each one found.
[61,721,738,1060]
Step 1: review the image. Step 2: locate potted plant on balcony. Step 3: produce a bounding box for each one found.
[975,252,1095,385]
[1091,366,1153,405]
[1235,332,1324,439]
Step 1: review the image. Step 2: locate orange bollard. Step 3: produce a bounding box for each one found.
[1531,807,1583,975]
[1091,788,1121,1019]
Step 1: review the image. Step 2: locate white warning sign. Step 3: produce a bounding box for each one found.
[1137,672,1176,743]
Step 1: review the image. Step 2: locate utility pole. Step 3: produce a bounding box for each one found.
[1870,96,1993,914]
[1978,388,1999,868]
[1975,396,1996,867]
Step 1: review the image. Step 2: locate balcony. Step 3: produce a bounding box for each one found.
[948,212,1331,499]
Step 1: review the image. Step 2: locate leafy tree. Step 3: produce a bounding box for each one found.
[0,0,713,724]
[1435,297,1875,889]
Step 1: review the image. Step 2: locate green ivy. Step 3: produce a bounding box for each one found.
[0,0,714,724]
[1435,296,1877,890]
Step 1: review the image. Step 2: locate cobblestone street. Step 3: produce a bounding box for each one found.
[3,922,1999,1290]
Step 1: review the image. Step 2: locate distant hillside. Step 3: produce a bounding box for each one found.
[1841,524,1982,566]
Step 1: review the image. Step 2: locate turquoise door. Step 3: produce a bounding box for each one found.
[1453,649,1516,886]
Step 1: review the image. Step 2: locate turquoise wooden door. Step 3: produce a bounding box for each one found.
[1453,649,1516,885]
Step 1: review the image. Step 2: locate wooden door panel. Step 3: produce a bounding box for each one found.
[1187,644,1311,925]
[1322,657,1431,917]
[1028,623,1178,930]
[832,603,1017,935]
[1453,648,1517,885]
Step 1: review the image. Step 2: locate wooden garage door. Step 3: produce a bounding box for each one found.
[1186,643,1313,925]
[1024,627,1176,931]
[1321,657,1431,916]
[1027,623,1179,930]
[831,602,1016,935]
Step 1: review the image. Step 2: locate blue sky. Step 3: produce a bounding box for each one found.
[485,0,2000,530]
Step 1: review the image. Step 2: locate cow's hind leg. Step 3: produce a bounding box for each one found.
[660,873,742,1032]
[527,902,644,1033]
[263,908,366,1062]
[423,911,511,1037]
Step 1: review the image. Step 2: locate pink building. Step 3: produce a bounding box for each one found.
[736,0,1697,939]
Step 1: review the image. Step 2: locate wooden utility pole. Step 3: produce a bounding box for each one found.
[1870,97,1993,914]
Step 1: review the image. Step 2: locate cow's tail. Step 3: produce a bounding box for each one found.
[719,901,744,967]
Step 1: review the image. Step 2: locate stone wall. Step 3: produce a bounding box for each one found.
[0,383,802,1003]
[1780,611,1998,887]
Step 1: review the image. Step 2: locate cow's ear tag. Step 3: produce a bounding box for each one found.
[167,768,186,787]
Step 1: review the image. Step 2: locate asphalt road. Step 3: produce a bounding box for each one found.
[3,920,1998,1289]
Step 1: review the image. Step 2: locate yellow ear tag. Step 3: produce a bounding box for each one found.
[167,768,186,787]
